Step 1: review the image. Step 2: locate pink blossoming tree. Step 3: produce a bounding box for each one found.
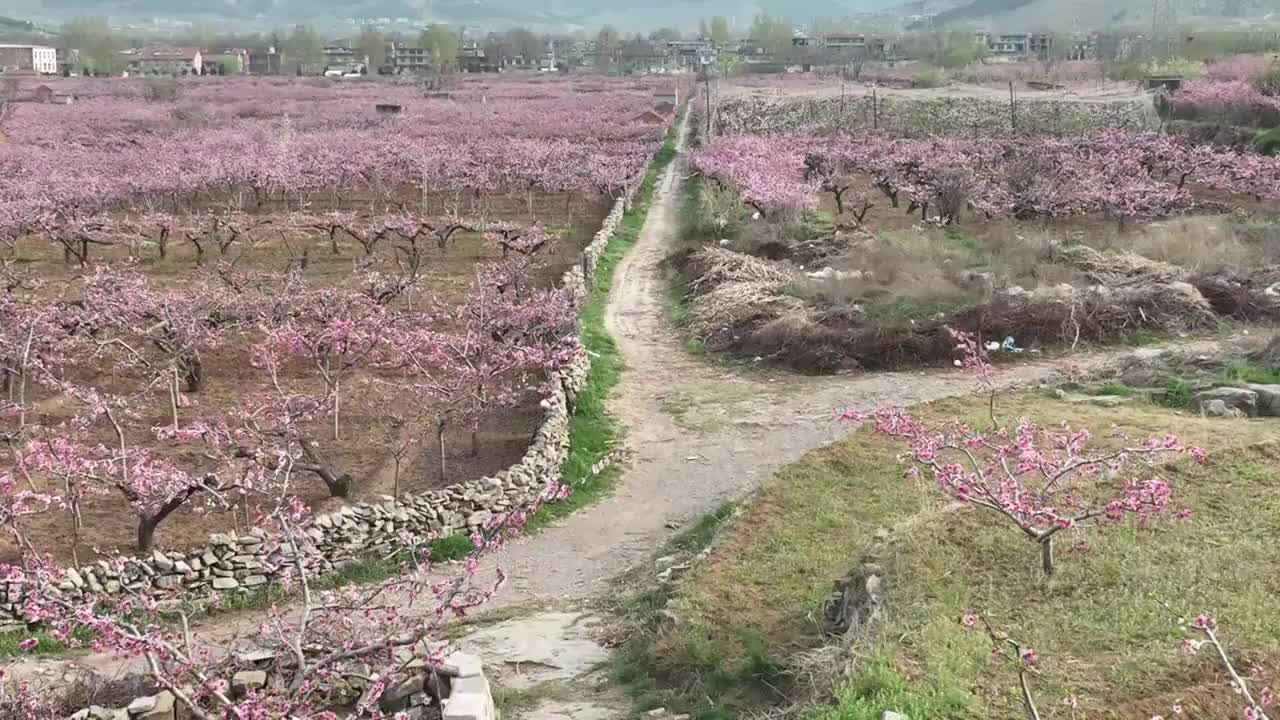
[843,329,1205,575]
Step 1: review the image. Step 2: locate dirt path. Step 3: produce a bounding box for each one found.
[17,113,1237,690]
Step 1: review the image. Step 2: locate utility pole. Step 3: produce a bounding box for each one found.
[1150,0,1179,62]
[700,65,712,142]
[1009,81,1016,132]
[871,85,878,130]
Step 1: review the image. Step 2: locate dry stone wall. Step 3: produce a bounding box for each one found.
[0,186,635,631]
[714,93,1159,137]
[65,649,496,720]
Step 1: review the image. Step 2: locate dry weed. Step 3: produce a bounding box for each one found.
[1054,244,1189,286]
[688,247,795,291]
[1124,217,1251,271]
[687,281,805,349]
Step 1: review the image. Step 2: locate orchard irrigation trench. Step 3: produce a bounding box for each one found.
[19,110,1235,701]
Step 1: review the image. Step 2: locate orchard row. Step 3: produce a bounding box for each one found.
[691,130,1280,224]
[0,75,680,237]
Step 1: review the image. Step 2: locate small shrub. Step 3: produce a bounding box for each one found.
[429,534,475,561]
[1149,57,1205,78]
[1250,61,1280,97]
[142,76,180,102]
[685,178,749,242]
[1254,128,1280,156]
[1160,377,1193,407]
[1104,60,1146,82]
[912,68,946,89]
[1097,382,1136,397]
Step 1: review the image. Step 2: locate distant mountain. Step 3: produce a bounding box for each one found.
[0,0,896,32]
[4,0,1277,35]
[902,0,1280,30]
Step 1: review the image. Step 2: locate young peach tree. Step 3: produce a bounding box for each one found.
[844,329,1205,576]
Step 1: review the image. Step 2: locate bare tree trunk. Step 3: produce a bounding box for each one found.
[297,437,353,498]
[169,369,180,432]
[436,420,447,484]
[137,517,158,554]
[332,379,340,441]
[182,354,203,393]
[393,457,401,500]
[1040,536,1054,576]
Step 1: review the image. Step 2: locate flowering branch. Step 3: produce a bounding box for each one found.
[1180,613,1274,720]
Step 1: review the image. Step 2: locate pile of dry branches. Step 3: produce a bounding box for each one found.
[1054,245,1189,286]
[685,248,807,352]
[1191,265,1280,321]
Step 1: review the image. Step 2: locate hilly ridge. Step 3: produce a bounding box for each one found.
[2,0,1278,34]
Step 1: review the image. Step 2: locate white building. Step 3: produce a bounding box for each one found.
[0,44,58,74]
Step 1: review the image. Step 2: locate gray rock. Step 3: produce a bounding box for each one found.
[64,568,85,588]
[236,649,276,665]
[151,551,174,571]
[444,650,483,678]
[380,675,424,712]
[211,577,239,590]
[882,712,908,720]
[134,691,174,720]
[154,575,182,590]
[126,694,156,714]
[1246,384,1280,416]
[1194,387,1258,417]
[231,670,268,698]
[1203,399,1246,419]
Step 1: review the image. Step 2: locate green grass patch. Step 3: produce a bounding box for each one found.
[428,534,475,562]
[941,226,989,268]
[492,682,573,717]
[634,393,1280,719]
[665,265,694,330]
[808,660,974,720]
[529,111,682,531]
[0,625,92,658]
[862,295,977,323]
[667,502,737,555]
[1095,382,1136,397]
[1223,360,1280,385]
[1157,377,1193,408]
